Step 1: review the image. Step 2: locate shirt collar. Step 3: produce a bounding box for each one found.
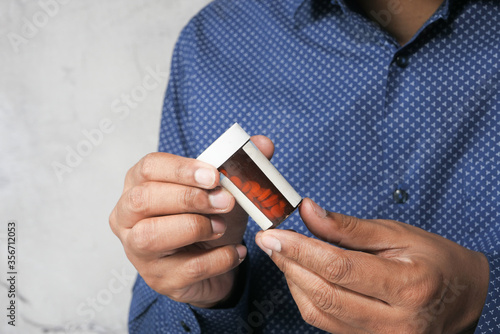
[286,0,345,23]
[433,0,452,21]
[287,0,453,22]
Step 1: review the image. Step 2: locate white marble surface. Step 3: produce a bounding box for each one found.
[0,0,212,332]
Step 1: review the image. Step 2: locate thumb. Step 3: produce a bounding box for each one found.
[250,135,274,160]
[299,198,398,251]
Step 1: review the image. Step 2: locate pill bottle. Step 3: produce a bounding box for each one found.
[197,123,302,230]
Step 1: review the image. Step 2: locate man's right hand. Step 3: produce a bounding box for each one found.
[109,136,274,308]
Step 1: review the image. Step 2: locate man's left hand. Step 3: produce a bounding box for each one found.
[255,198,489,333]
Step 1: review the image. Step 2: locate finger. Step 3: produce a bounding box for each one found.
[255,230,406,302]
[114,183,235,229]
[149,244,247,296]
[123,214,227,258]
[286,279,366,334]
[299,198,410,251]
[282,261,395,330]
[250,135,274,159]
[125,152,219,191]
[125,137,273,191]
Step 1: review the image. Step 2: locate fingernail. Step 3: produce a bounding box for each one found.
[254,232,268,256]
[311,200,327,218]
[208,189,231,210]
[235,244,247,261]
[194,168,216,187]
[210,217,226,235]
[261,234,281,256]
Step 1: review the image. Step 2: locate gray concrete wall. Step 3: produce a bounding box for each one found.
[0,0,212,332]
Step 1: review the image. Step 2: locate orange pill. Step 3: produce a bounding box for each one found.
[279,200,286,209]
[271,204,285,218]
[248,181,261,196]
[261,194,279,208]
[230,176,242,188]
[257,188,272,201]
[262,208,274,220]
[220,168,228,177]
[241,182,251,193]
[252,188,264,197]
[251,197,262,209]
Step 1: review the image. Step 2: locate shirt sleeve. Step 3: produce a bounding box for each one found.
[156,22,194,158]
[128,15,251,333]
[188,258,251,333]
[129,261,251,334]
[475,250,500,333]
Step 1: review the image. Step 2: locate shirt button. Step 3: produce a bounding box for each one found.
[393,189,409,204]
[180,321,191,332]
[395,55,409,68]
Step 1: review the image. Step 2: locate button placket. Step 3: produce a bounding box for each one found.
[393,188,409,204]
[180,320,191,332]
[395,55,409,68]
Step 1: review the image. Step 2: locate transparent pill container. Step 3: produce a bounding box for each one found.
[197,123,302,230]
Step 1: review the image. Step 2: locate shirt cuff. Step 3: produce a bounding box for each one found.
[189,258,251,333]
[129,275,201,334]
[475,250,500,333]
[129,258,251,334]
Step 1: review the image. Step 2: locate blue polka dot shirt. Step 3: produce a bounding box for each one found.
[129,0,500,332]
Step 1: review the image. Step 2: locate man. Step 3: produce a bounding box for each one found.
[109,0,500,332]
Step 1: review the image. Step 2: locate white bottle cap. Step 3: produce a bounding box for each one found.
[197,123,250,168]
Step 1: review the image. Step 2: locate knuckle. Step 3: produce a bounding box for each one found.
[181,187,206,210]
[400,267,443,307]
[174,159,191,182]
[127,185,150,215]
[108,208,119,235]
[307,282,349,321]
[129,221,155,253]
[310,284,337,314]
[301,304,322,328]
[325,253,353,283]
[183,214,207,240]
[184,256,208,281]
[286,239,303,263]
[220,246,238,267]
[138,153,157,180]
[340,214,360,236]
[278,256,295,276]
